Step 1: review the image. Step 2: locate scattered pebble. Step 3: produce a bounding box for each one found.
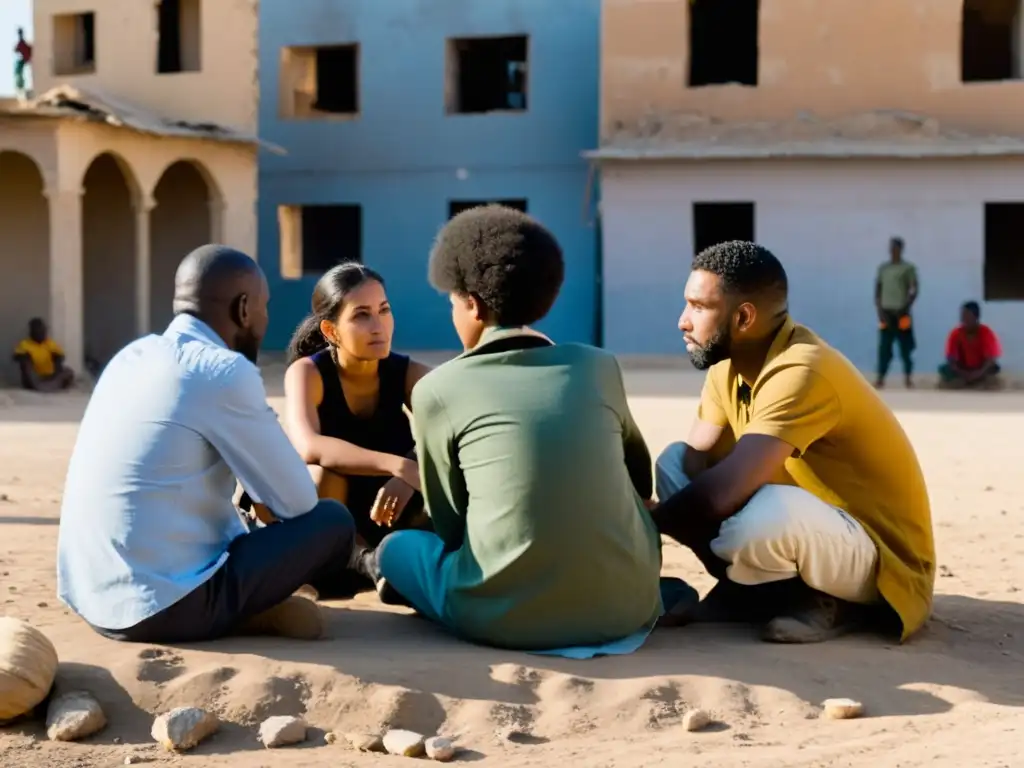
[37,602,48,609]
[821,698,864,720]
[682,708,712,732]
[324,731,337,744]
[425,736,456,761]
[383,729,426,757]
[938,565,955,578]
[151,707,219,751]
[0,494,8,502]
[45,690,107,741]
[258,715,307,748]
[345,732,385,752]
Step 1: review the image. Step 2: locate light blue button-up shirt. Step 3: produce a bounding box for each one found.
[57,314,318,630]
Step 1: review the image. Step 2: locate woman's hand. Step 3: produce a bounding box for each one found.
[391,457,421,492]
[370,477,417,528]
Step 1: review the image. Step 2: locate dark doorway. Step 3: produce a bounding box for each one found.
[983,202,1024,300]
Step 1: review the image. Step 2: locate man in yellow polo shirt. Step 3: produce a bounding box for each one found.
[12,318,75,392]
[653,241,934,644]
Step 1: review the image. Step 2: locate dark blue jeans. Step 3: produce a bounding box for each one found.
[94,499,356,643]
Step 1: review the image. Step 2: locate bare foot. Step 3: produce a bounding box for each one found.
[294,584,320,601]
[238,596,324,640]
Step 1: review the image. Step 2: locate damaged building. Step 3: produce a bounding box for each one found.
[0,0,261,379]
[591,0,1024,370]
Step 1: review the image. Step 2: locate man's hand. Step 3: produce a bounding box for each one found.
[370,477,417,528]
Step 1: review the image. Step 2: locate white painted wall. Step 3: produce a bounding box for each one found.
[600,158,1024,373]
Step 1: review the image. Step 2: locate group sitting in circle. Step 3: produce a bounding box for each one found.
[55,205,935,655]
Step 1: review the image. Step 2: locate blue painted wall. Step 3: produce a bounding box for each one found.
[258,0,601,351]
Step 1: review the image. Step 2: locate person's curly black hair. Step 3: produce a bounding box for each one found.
[692,240,788,299]
[428,204,565,326]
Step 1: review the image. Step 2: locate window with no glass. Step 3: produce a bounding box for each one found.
[279,44,359,119]
[53,11,96,75]
[692,202,755,255]
[688,0,759,87]
[448,199,528,218]
[446,35,528,114]
[961,0,1023,82]
[157,0,202,74]
[983,202,1024,300]
[279,204,363,279]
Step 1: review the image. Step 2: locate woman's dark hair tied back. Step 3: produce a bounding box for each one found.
[286,261,386,365]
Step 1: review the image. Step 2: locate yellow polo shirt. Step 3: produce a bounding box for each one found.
[697,316,934,640]
[13,338,64,377]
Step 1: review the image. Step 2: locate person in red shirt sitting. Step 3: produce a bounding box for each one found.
[938,301,1002,389]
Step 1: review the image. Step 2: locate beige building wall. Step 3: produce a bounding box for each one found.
[33,0,258,132]
[0,118,257,383]
[602,0,1024,139]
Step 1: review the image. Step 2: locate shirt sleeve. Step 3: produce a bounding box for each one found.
[46,339,65,357]
[696,370,729,426]
[12,340,28,356]
[744,364,841,456]
[982,326,1002,359]
[200,358,318,519]
[606,356,653,500]
[411,379,464,550]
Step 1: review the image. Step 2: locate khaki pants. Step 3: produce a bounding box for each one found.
[655,442,879,605]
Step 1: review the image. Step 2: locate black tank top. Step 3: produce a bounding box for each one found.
[310,349,415,459]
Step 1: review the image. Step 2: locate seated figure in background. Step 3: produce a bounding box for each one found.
[13,318,74,392]
[938,301,1002,390]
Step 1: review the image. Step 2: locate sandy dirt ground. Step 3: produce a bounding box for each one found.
[0,370,1022,768]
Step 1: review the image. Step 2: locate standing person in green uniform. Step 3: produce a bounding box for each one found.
[875,237,919,389]
[372,205,679,656]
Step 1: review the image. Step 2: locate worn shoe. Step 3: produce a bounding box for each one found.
[238,596,325,640]
[762,590,862,643]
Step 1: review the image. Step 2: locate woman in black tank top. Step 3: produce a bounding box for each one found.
[281,263,432,595]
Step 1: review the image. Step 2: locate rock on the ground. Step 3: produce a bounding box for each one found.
[151,707,219,751]
[324,731,337,744]
[0,617,59,722]
[258,715,307,748]
[425,736,456,761]
[346,731,385,752]
[682,708,712,732]
[383,728,426,757]
[45,690,107,741]
[821,698,864,720]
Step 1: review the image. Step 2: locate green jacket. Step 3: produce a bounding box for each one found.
[410,327,662,649]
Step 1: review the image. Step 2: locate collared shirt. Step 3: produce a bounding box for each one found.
[697,316,935,640]
[57,314,317,630]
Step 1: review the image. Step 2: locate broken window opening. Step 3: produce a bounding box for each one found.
[279,44,359,119]
[279,204,363,279]
[688,0,759,87]
[157,0,202,74]
[53,11,96,76]
[692,202,755,256]
[448,199,528,219]
[983,202,1024,300]
[962,0,1023,82]
[447,36,528,114]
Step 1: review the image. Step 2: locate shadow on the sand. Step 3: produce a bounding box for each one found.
[192,591,1024,724]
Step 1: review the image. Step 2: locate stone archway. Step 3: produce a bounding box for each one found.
[0,151,49,386]
[150,160,215,332]
[82,152,138,369]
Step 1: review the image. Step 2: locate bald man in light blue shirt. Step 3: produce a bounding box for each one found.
[57,246,358,643]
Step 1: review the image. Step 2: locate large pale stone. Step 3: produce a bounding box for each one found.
[0,617,58,722]
[45,690,106,741]
[383,728,426,757]
[821,698,864,720]
[259,715,307,748]
[682,708,712,732]
[151,707,219,751]
[425,736,456,761]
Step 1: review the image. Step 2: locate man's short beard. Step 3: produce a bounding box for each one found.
[687,328,731,371]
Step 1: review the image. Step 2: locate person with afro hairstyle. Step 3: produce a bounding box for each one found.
[372,205,675,654]
[653,241,934,644]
